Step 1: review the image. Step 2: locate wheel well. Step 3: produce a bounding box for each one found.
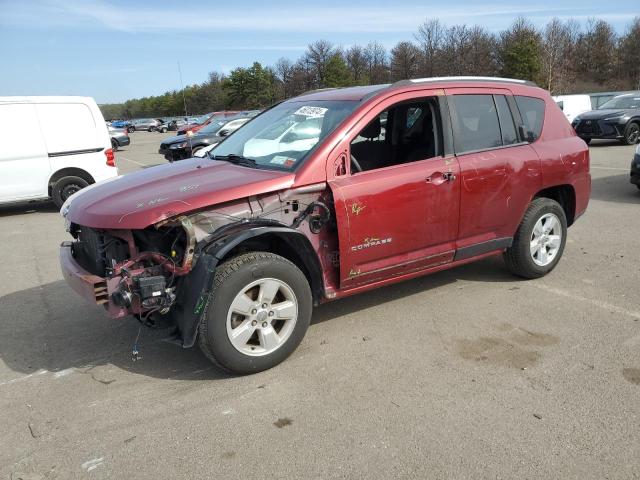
[218,232,324,303]
[48,168,95,196]
[534,184,576,226]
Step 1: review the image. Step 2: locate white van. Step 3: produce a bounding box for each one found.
[0,96,118,208]
[553,94,592,123]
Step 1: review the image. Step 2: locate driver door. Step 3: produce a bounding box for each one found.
[328,92,460,288]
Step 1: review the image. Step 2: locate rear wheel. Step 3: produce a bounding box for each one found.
[503,198,567,279]
[129,126,135,132]
[51,176,89,208]
[198,252,312,374]
[623,122,639,145]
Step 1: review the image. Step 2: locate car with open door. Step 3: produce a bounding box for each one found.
[59,77,590,374]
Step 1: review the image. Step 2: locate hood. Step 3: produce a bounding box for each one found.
[65,158,295,229]
[162,133,188,145]
[577,109,627,120]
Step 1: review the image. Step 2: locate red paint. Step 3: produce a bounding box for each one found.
[63,79,590,306]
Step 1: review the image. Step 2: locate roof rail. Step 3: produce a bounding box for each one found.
[392,76,537,87]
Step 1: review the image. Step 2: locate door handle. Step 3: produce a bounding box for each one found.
[426,172,456,184]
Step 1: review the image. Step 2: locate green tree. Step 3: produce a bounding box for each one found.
[224,62,277,109]
[499,18,542,82]
[324,53,352,87]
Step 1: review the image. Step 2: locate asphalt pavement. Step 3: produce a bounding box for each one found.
[1,132,639,479]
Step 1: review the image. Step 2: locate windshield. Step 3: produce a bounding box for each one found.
[598,96,640,110]
[209,100,358,170]
[199,119,228,134]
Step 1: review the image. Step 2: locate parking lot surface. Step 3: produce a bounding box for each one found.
[1,132,639,479]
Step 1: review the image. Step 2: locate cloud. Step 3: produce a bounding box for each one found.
[0,0,610,34]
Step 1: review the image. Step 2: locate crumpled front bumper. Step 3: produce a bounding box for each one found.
[59,241,128,318]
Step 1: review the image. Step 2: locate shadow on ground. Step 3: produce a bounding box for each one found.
[0,201,58,217]
[590,173,640,205]
[0,256,516,380]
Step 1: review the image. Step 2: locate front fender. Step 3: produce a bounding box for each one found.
[171,225,322,348]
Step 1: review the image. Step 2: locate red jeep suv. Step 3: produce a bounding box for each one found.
[59,77,590,374]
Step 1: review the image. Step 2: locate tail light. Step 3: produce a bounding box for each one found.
[105,148,115,167]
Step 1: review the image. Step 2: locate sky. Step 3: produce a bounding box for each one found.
[0,0,638,104]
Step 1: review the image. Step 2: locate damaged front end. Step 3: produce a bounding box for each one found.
[59,183,335,347]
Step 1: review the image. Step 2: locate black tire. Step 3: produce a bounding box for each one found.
[503,198,568,279]
[129,126,135,132]
[51,176,89,209]
[580,137,591,145]
[111,138,119,151]
[198,252,312,374]
[623,122,639,145]
[148,127,153,132]
[191,145,205,156]
[160,127,167,133]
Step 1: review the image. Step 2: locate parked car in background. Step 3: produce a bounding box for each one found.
[588,91,636,110]
[572,92,640,144]
[111,120,131,129]
[631,143,640,190]
[108,126,130,151]
[159,116,251,161]
[0,96,118,208]
[553,94,591,123]
[129,118,163,132]
[176,111,242,135]
[59,77,590,374]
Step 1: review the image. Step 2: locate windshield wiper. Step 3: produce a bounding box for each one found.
[211,154,257,168]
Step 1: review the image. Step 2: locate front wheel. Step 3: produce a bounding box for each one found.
[128,126,135,132]
[503,198,567,279]
[198,252,312,374]
[51,176,89,209]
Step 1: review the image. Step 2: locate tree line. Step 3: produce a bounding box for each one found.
[100,16,640,120]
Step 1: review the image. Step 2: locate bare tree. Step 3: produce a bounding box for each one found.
[345,45,369,84]
[363,42,389,84]
[415,19,445,76]
[541,18,580,93]
[390,41,420,80]
[575,18,617,85]
[619,17,640,89]
[304,40,336,88]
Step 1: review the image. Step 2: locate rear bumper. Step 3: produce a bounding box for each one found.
[59,242,128,318]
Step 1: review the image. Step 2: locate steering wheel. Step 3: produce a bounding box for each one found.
[350,154,363,173]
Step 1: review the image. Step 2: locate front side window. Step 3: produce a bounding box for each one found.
[349,97,443,173]
[210,100,357,170]
[451,94,502,154]
[515,95,545,142]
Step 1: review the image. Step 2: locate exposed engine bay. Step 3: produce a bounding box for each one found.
[64,184,336,332]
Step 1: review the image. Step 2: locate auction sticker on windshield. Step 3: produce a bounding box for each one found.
[295,106,327,117]
[270,155,296,166]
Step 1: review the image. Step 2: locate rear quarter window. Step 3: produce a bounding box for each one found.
[36,103,100,153]
[515,96,545,142]
[450,94,503,154]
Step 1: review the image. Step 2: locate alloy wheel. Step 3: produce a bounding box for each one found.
[530,213,562,266]
[226,278,298,356]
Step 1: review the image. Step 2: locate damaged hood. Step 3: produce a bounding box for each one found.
[64,158,295,229]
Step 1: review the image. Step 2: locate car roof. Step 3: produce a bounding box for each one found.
[289,76,537,103]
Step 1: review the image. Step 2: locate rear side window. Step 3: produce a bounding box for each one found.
[515,96,545,142]
[36,103,98,153]
[494,95,519,145]
[450,94,502,154]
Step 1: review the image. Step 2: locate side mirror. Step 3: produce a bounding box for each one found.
[218,130,229,137]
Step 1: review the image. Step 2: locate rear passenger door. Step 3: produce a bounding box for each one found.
[446,88,542,256]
